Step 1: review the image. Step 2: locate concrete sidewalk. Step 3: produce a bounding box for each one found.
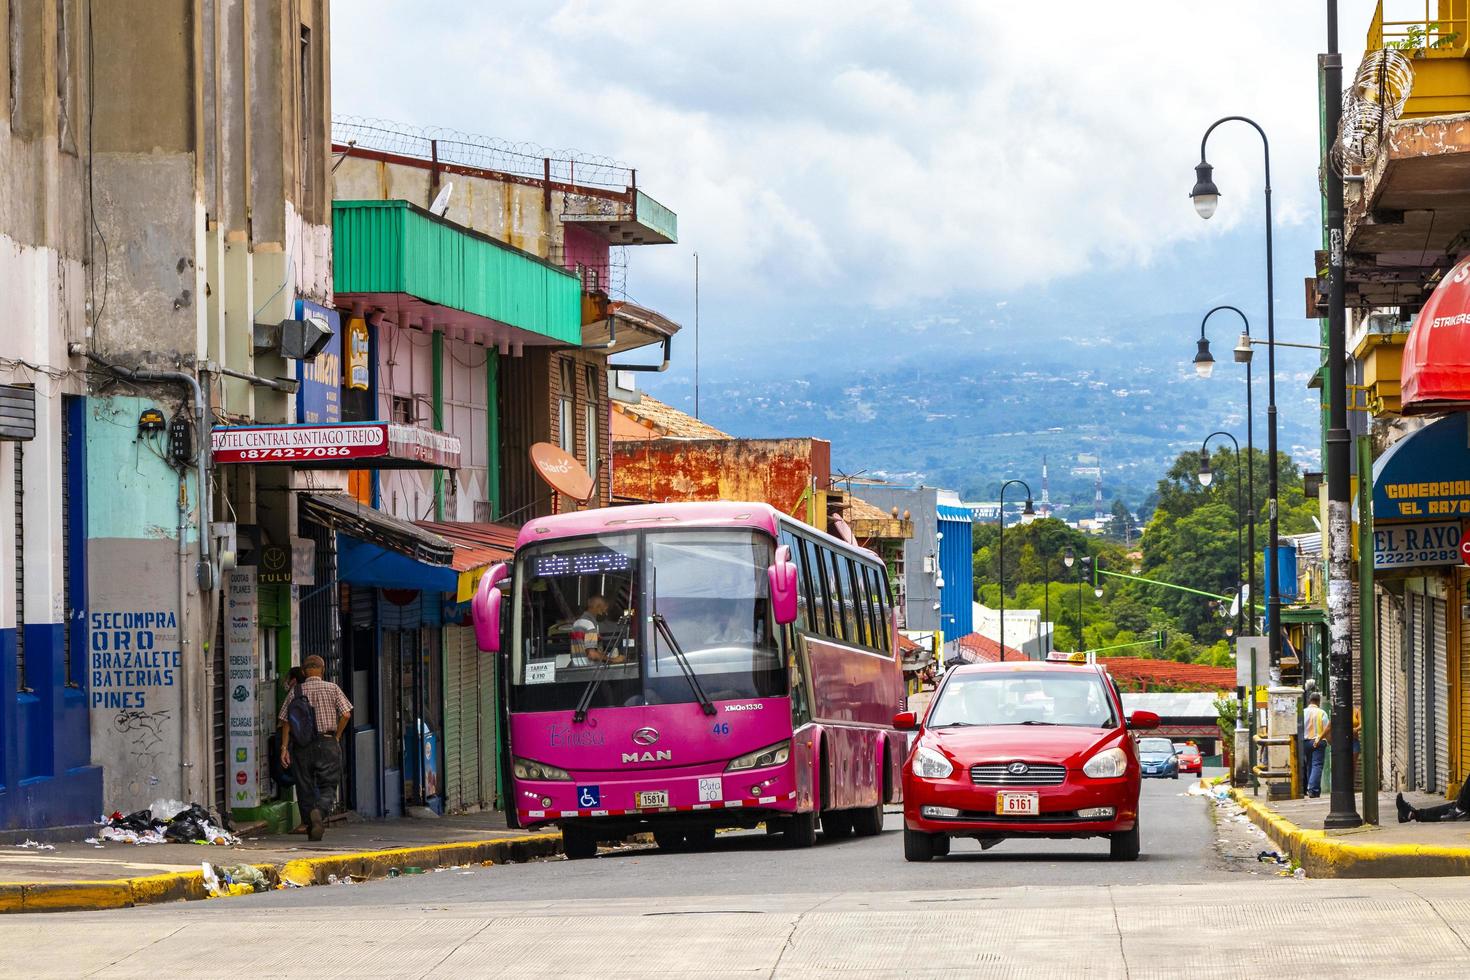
[0,811,561,913]
[1234,788,1470,877]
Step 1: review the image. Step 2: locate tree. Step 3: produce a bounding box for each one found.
[1109,498,1135,542]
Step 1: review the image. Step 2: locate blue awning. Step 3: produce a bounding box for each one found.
[936,504,974,523]
[337,535,458,593]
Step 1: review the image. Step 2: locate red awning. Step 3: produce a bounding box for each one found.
[1402,256,1470,413]
[416,520,517,602]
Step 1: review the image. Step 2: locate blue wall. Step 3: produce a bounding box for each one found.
[0,397,102,836]
[938,513,974,638]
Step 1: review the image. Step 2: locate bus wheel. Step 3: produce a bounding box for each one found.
[653,829,687,852]
[784,811,818,848]
[851,798,885,837]
[821,810,855,839]
[562,826,598,860]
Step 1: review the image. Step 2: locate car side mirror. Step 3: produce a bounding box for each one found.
[769,545,799,625]
[892,711,918,731]
[1127,710,1159,731]
[471,562,510,653]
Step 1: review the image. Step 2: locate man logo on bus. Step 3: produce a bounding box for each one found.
[632,727,660,746]
[622,750,673,763]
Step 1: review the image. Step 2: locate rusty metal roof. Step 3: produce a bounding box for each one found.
[611,394,731,440]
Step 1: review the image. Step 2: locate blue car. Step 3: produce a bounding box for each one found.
[1136,736,1179,779]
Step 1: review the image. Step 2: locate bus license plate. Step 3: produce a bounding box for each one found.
[996,793,1039,816]
[636,791,669,809]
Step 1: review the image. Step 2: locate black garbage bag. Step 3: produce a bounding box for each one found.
[114,809,157,833]
[163,816,209,842]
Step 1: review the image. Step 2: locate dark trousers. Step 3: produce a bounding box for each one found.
[1414,777,1470,822]
[295,735,342,817]
[1306,742,1326,798]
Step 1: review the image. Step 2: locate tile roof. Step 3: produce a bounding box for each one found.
[952,632,1027,663]
[1099,656,1234,692]
[611,395,731,440]
[415,520,518,572]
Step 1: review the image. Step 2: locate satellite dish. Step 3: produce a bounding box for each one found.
[530,442,595,503]
[429,182,453,217]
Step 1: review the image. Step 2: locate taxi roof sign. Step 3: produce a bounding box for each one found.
[1045,651,1087,663]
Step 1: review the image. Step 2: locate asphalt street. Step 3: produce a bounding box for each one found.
[0,770,1340,980]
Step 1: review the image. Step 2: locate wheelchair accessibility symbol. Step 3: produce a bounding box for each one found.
[577,785,600,808]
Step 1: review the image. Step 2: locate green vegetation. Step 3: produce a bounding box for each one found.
[973,446,1317,666]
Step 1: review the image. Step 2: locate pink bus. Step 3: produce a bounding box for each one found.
[471,501,905,858]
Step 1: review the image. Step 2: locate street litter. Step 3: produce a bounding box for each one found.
[201,862,256,898]
[15,839,55,850]
[1257,850,1289,866]
[98,800,239,846]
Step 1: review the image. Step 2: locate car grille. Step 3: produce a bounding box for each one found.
[969,763,1067,786]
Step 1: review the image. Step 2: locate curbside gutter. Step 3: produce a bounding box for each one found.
[0,832,562,914]
[1230,789,1470,878]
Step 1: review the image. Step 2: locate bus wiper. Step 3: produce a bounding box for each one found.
[573,611,633,723]
[652,614,717,717]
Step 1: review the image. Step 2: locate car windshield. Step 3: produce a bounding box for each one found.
[1138,738,1174,754]
[509,529,785,713]
[927,671,1117,728]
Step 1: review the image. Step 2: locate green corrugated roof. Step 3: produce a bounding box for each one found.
[332,200,583,345]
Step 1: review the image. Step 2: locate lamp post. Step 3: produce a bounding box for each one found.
[998,480,1036,662]
[1189,118,1284,690]
[1064,547,1089,653]
[1199,430,1246,639]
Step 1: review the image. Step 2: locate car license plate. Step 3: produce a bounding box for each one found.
[995,792,1039,816]
[636,790,669,809]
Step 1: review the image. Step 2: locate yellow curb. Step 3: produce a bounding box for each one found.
[1230,789,1470,878]
[0,831,563,914]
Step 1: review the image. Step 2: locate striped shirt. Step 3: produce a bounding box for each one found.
[1304,704,1329,743]
[279,676,353,736]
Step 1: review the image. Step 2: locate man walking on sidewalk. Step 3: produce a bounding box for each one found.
[279,655,353,841]
[1303,692,1329,799]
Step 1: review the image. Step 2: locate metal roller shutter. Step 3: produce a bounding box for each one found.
[1459,582,1470,789]
[1410,592,1425,790]
[1433,596,1450,794]
[442,626,483,813]
[443,628,464,812]
[1378,590,1405,791]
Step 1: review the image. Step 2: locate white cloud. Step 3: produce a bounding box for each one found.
[332,1,1381,317]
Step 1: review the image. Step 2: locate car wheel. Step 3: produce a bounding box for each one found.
[562,826,599,860]
[932,834,951,857]
[904,827,936,862]
[783,811,818,849]
[850,798,885,837]
[1109,821,1141,862]
[822,810,855,839]
[1173,772,1179,780]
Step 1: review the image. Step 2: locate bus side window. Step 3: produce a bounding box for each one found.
[874,566,893,652]
[809,540,833,637]
[851,559,873,648]
[821,547,844,641]
[835,555,859,643]
[861,564,885,652]
[785,532,812,631]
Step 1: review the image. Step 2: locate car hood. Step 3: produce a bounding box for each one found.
[922,725,1120,767]
[1139,752,1175,763]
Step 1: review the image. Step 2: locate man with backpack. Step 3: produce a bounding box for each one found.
[278,655,353,841]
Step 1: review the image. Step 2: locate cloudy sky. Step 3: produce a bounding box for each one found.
[333,1,1380,358]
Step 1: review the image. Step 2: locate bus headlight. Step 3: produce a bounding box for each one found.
[512,757,572,781]
[725,740,791,772]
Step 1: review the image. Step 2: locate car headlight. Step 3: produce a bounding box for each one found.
[725,740,791,772]
[912,746,954,779]
[512,757,572,781]
[1082,747,1128,779]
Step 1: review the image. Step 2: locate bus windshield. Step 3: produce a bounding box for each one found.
[511,529,785,713]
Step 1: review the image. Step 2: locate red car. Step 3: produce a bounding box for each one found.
[1174,742,1203,775]
[896,661,1158,862]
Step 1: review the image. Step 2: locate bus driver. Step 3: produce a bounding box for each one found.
[570,595,625,666]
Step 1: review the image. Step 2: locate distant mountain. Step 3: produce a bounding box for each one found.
[640,222,1325,508]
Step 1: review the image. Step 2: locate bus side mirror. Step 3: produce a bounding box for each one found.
[472,563,510,653]
[1127,710,1159,731]
[892,711,918,731]
[770,545,799,625]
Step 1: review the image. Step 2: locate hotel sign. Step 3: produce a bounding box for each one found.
[212,422,461,469]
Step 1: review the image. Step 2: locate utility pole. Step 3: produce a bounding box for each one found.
[693,251,701,419]
[1323,0,1362,829]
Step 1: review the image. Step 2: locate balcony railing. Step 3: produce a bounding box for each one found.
[1371,1,1468,56]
